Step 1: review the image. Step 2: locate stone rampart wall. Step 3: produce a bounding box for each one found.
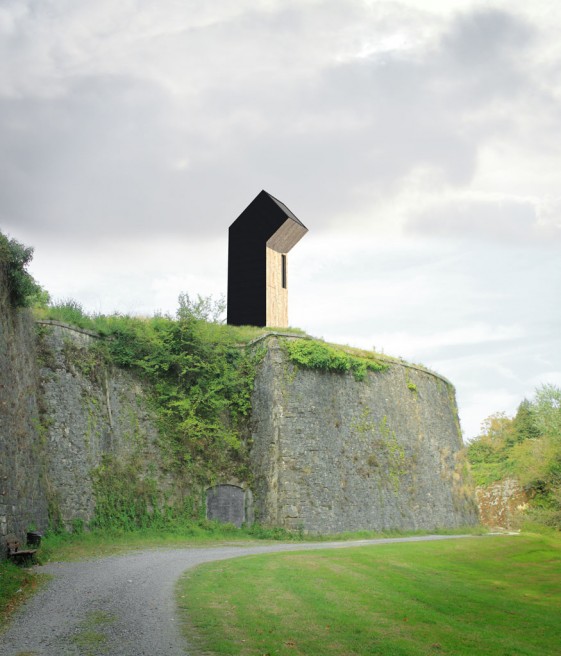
[1,306,478,549]
[0,269,48,552]
[250,337,478,533]
[36,322,166,528]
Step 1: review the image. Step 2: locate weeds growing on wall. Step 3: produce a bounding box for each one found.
[35,297,267,515]
[90,456,205,530]
[46,298,94,329]
[33,296,393,530]
[98,312,265,485]
[283,338,388,381]
[351,409,406,491]
[35,299,390,496]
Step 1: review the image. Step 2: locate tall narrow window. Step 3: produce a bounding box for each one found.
[281,254,287,289]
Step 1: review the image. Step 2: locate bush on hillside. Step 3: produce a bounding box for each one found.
[0,232,47,308]
[467,385,561,529]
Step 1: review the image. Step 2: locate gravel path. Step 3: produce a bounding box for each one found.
[1,535,479,656]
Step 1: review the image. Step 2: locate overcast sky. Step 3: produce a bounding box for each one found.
[2,0,560,440]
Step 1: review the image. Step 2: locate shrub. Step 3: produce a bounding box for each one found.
[0,232,46,308]
[283,339,388,381]
[467,386,561,529]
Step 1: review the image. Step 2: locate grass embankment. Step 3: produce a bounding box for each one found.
[19,522,298,565]
[179,532,561,656]
[7,524,486,565]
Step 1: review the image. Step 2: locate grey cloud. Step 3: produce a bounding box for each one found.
[0,3,552,244]
[310,57,477,184]
[435,10,536,110]
[406,198,561,244]
[198,7,539,211]
[441,9,534,68]
[1,75,185,235]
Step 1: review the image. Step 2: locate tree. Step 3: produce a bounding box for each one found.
[177,292,226,324]
[533,384,561,441]
[0,232,46,308]
[466,388,561,513]
[479,412,515,446]
[512,399,540,444]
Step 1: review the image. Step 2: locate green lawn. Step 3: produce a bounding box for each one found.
[178,533,561,656]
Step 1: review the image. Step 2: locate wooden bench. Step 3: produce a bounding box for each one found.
[6,535,37,565]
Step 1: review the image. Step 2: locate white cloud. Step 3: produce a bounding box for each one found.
[364,324,525,358]
[528,372,561,389]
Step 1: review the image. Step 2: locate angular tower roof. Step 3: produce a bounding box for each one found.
[229,190,308,253]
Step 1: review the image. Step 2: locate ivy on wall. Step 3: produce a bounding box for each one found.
[109,323,262,487]
[283,338,388,381]
[90,456,201,531]
[34,297,393,530]
[39,301,266,488]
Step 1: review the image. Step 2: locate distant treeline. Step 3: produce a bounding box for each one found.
[467,385,561,529]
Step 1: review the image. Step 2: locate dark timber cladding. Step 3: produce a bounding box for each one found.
[227,190,308,327]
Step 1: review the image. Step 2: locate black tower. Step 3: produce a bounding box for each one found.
[227,190,308,327]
